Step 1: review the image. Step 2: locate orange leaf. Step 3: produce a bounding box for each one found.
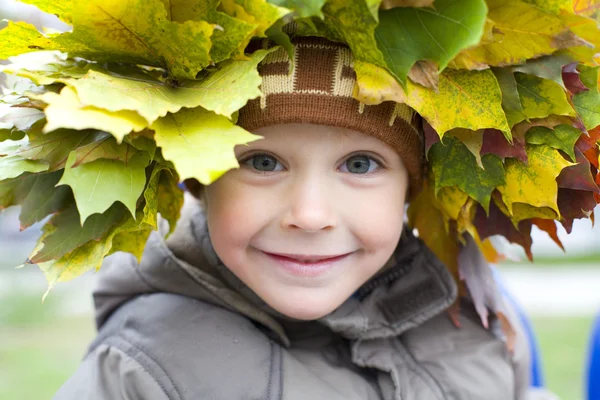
[532,218,565,251]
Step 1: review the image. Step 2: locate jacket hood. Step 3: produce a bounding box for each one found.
[92,193,458,347]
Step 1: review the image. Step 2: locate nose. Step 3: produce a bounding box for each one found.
[281,178,337,232]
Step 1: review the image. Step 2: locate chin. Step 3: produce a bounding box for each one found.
[264,288,350,321]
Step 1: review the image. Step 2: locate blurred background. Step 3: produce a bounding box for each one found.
[0,1,599,399]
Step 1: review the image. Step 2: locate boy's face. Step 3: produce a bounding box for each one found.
[204,123,409,320]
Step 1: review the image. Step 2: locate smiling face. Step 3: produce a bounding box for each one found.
[204,123,409,320]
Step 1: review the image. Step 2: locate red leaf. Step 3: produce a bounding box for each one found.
[558,188,597,233]
[575,126,600,168]
[562,63,588,95]
[557,148,600,193]
[474,198,533,261]
[481,129,528,164]
[532,218,565,251]
[424,120,440,157]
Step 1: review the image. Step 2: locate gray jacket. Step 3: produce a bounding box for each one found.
[55,195,532,400]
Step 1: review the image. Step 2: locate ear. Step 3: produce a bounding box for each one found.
[183,178,204,200]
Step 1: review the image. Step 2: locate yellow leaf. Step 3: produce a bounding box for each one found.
[220,0,289,38]
[353,61,407,105]
[406,69,510,138]
[452,0,585,69]
[33,86,147,142]
[498,144,574,215]
[18,0,73,24]
[449,128,484,168]
[407,181,461,285]
[380,0,435,7]
[152,107,261,184]
[437,185,469,220]
[516,73,576,119]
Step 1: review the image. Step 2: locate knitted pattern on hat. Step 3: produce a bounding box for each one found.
[237,36,425,195]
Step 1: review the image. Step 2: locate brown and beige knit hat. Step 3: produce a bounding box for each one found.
[237,36,425,195]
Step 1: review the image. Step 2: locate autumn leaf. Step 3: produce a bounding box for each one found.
[430,136,505,212]
[525,124,582,162]
[157,168,184,234]
[521,0,573,13]
[407,180,462,285]
[57,151,150,224]
[353,61,407,105]
[0,154,49,180]
[572,65,600,130]
[492,68,528,128]
[29,203,126,264]
[33,87,148,142]
[16,171,73,230]
[380,0,435,8]
[557,148,600,192]
[437,185,469,220]
[532,218,565,251]
[406,69,511,138]
[498,144,574,215]
[452,0,587,69]
[558,187,597,232]
[515,73,575,120]
[161,0,257,63]
[267,0,326,18]
[481,129,528,164]
[474,200,534,260]
[408,60,439,91]
[0,21,56,60]
[512,53,573,88]
[152,107,261,184]
[375,0,487,86]
[18,0,73,24]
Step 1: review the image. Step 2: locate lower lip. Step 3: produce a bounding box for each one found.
[262,252,351,277]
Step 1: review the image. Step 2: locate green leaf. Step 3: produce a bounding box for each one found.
[152,107,261,184]
[53,48,276,129]
[512,54,573,88]
[33,86,148,142]
[308,0,387,66]
[406,69,511,138]
[0,155,49,180]
[17,171,73,229]
[267,0,326,18]
[70,134,139,167]
[15,129,103,170]
[525,124,581,162]
[375,0,487,85]
[160,0,257,63]
[29,203,126,264]
[18,0,74,24]
[157,168,183,234]
[452,0,585,69]
[57,151,150,224]
[498,144,574,215]
[515,73,575,120]
[492,68,528,128]
[219,0,290,38]
[0,104,45,132]
[572,65,600,130]
[430,136,506,212]
[142,164,163,229]
[0,21,55,60]
[0,51,91,86]
[109,224,153,262]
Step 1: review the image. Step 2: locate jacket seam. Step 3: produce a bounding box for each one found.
[104,335,184,400]
[393,338,449,400]
[266,341,283,400]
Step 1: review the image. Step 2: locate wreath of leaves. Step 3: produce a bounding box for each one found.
[0,0,599,300]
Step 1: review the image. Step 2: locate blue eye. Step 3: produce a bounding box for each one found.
[341,155,380,174]
[243,154,283,172]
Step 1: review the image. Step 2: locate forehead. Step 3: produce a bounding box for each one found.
[245,123,395,152]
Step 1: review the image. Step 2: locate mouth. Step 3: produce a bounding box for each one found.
[260,250,354,277]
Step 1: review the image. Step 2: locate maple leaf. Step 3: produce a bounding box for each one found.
[268,0,326,18]
[558,188,597,232]
[430,136,505,212]
[492,68,528,128]
[532,218,565,251]
[481,129,528,164]
[572,65,600,130]
[18,0,73,24]
[557,148,600,192]
[353,61,407,105]
[57,151,151,225]
[375,0,487,86]
[152,107,261,185]
[498,144,574,215]
[474,199,534,261]
[406,69,511,138]
[515,73,575,120]
[525,124,582,162]
[380,0,435,7]
[29,203,126,264]
[452,0,588,69]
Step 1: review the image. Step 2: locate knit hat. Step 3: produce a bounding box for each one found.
[237,36,425,195]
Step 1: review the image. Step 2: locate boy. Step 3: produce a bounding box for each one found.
[55,37,531,399]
